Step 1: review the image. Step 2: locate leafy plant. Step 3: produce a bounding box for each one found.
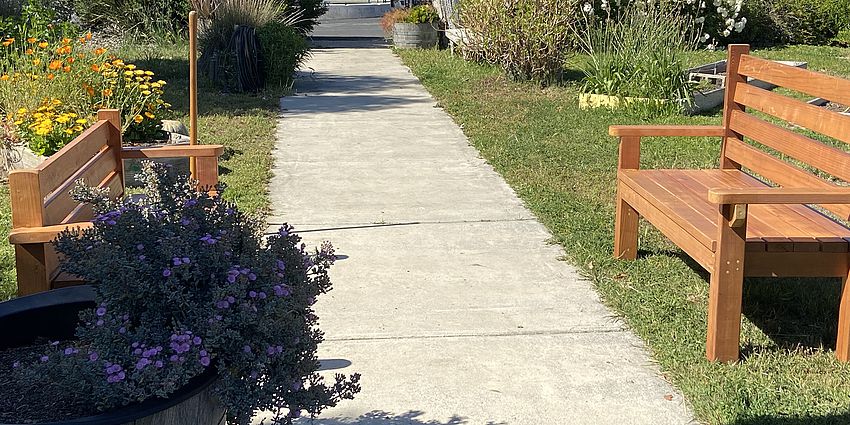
[0,0,78,41]
[3,163,360,424]
[0,35,170,154]
[576,6,697,116]
[404,5,439,24]
[457,0,580,83]
[256,21,310,88]
[731,0,850,45]
[72,0,191,38]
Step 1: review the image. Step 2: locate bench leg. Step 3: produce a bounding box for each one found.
[614,193,639,260]
[706,204,747,362]
[837,269,850,362]
[15,244,50,296]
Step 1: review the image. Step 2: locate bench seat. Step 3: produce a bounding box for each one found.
[620,169,850,261]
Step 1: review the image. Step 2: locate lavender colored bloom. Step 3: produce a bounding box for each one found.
[266,346,276,355]
[248,291,257,298]
[180,218,191,226]
[89,351,99,362]
[215,315,223,321]
[276,260,286,271]
[258,292,267,300]
[200,356,210,367]
[138,255,146,261]
[136,244,144,250]
[227,275,237,283]
[170,355,179,362]
[136,358,151,370]
[96,307,106,316]
[250,371,258,379]
[96,319,104,326]
[248,273,257,281]
[118,327,126,334]
[273,285,291,297]
[12,361,20,368]
[173,257,182,266]
[64,347,78,355]
[243,345,252,353]
[216,300,230,309]
[226,296,235,304]
[182,257,190,264]
[192,336,202,345]
[40,355,49,362]
[275,345,283,354]
[291,380,302,391]
[162,268,172,277]
[133,348,143,355]
[132,342,139,348]
[155,361,164,368]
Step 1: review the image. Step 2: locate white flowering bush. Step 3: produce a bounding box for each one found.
[580,0,747,47]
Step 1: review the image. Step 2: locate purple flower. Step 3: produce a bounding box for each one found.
[89,351,99,362]
[291,380,302,391]
[273,285,291,297]
[173,257,182,266]
[170,355,179,362]
[96,319,104,326]
[39,355,49,363]
[136,358,151,370]
[162,268,172,277]
[106,364,122,374]
[248,273,257,281]
[119,327,127,334]
[267,346,276,355]
[226,296,235,304]
[243,345,252,353]
[192,336,202,345]
[249,291,257,298]
[96,307,106,316]
[258,292,267,299]
[136,244,144,250]
[12,361,20,368]
[64,347,78,355]
[180,218,191,226]
[216,300,230,309]
[200,356,210,367]
[155,361,164,368]
[215,315,223,321]
[275,345,283,354]
[276,260,286,271]
[250,371,258,379]
[182,257,190,264]
[138,255,146,261]
[132,342,139,348]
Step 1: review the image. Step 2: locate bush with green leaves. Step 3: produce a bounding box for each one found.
[3,163,360,424]
[0,0,78,41]
[577,6,697,115]
[257,21,309,88]
[732,0,850,45]
[457,0,580,83]
[72,0,190,37]
[404,5,439,24]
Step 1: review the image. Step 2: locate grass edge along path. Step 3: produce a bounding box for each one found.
[398,47,850,425]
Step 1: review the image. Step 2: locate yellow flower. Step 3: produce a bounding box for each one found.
[144,111,155,119]
[17,107,27,114]
[32,58,40,66]
[56,115,70,123]
[141,90,151,96]
[52,99,61,105]
[64,129,74,134]
[37,41,48,48]
[124,70,133,76]
[139,84,149,90]
[73,125,83,131]
[13,120,22,125]
[134,70,144,76]
[62,65,71,72]
[133,115,143,123]
[75,118,87,124]
[144,70,154,76]
[157,80,166,85]
[126,64,136,70]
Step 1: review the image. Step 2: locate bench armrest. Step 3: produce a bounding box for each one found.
[121,144,224,159]
[609,125,727,138]
[9,223,93,245]
[708,188,850,205]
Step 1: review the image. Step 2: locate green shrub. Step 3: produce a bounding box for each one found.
[73,0,190,38]
[287,0,326,33]
[577,6,697,116]
[256,22,309,88]
[0,0,78,41]
[732,0,850,45]
[404,5,439,24]
[457,0,580,83]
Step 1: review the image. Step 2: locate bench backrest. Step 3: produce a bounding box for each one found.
[722,45,850,220]
[9,109,125,229]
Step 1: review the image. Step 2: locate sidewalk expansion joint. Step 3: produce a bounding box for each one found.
[266,218,538,234]
[324,327,626,342]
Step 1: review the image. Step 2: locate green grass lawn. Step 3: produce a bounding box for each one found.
[0,40,280,299]
[398,45,850,424]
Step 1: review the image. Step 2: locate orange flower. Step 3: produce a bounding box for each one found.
[62,65,71,72]
[0,75,8,81]
[94,47,106,55]
[37,41,48,48]
[61,37,71,45]
[66,57,75,64]
[25,48,33,55]
[85,32,92,41]
[46,73,55,80]
[26,37,36,43]
[48,59,63,70]
[1,38,13,47]
[102,88,113,96]
[90,64,100,72]
[83,84,95,97]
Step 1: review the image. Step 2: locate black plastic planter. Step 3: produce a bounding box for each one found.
[0,286,224,425]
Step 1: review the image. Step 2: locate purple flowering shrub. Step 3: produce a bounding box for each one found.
[11,162,360,424]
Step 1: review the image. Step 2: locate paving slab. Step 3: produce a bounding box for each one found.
[263,47,695,424]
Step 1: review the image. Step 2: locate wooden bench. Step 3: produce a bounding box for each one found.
[611,44,850,362]
[8,109,224,297]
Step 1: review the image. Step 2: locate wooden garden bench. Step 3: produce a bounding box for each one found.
[8,109,223,297]
[611,44,850,362]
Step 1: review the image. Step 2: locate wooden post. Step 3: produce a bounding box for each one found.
[98,109,124,185]
[837,269,850,362]
[719,44,749,170]
[189,11,199,179]
[706,203,747,362]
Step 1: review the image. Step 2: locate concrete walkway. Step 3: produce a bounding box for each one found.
[263,47,694,424]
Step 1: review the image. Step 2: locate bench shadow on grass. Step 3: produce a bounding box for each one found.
[732,413,850,425]
[639,249,844,354]
[294,410,505,425]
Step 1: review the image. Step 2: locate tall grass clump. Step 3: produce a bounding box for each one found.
[576,6,698,116]
[456,0,580,83]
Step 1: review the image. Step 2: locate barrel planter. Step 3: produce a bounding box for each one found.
[0,286,225,425]
[392,22,438,49]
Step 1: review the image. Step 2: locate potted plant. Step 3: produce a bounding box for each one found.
[0,163,361,424]
[392,5,440,49]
